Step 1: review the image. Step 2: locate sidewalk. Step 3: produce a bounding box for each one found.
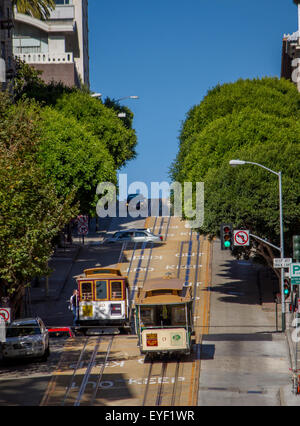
[198,240,300,406]
[258,267,300,405]
[28,244,81,306]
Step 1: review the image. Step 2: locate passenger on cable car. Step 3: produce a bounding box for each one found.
[159,305,171,326]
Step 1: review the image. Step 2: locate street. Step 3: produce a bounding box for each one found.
[0,213,296,406]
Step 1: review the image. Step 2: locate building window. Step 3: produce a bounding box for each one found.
[55,0,71,4]
[1,42,5,60]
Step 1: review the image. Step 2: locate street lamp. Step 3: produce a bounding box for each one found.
[90,93,102,98]
[116,95,139,102]
[229,159,286,331]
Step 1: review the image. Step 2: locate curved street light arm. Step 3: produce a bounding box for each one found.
[243,161,280,177]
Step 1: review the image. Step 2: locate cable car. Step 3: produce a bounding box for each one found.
[135,276,194,357]
[75,268,130,333]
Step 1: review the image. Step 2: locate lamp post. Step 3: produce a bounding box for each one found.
[116,95,139,102]
[90,93,102,98]
[229,159,286,331]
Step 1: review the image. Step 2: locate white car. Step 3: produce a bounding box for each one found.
[1,317,50,362]
[103,229,163,244]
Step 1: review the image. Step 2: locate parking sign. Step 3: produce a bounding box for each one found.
[290,263,300,278]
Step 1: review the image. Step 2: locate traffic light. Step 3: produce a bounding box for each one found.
[220,223,233,250]
[293,235,300,262]
[284,278,291,300]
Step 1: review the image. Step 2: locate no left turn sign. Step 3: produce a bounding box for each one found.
[234,230,250,246]
[0,308,11,323]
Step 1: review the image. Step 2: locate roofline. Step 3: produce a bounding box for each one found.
[135,301,191,306]
[14,12,75,33]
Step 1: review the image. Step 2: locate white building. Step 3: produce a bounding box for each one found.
[281,2,300,92]
[13,0,89,88]
[0,0,14,89]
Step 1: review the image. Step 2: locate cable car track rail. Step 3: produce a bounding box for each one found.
[142,359,181,406]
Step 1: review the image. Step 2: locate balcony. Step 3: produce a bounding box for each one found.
[14,12,75,33]
[14,52,74,64]
[48,5,74,20]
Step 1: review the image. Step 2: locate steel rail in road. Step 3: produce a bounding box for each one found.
[89,336,114,405]
[74,336,102,406]
[142,359,181,406]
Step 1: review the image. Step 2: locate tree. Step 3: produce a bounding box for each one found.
[172,78,300,181]
[170,77,300,270]
[12,62,138,217]
[13,58,75,105]
[37,106,117,215]
[104,97,134,130]
[11,0,55,20]
[0,93,76,315]
[54,91,137,169]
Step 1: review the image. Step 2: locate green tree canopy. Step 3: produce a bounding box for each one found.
[54,91,137,169]
[0,94,76,314]
[171,77,300,269]
[172,77,300,181]
[37,106,117,215]
[13,61,138,213]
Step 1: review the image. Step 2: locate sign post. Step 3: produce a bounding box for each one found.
[0,316,5,343]
[77,215,89,244]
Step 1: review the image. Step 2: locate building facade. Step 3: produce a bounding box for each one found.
[13,0,89,88]
[281,31,300,92]
[281,2,300,91]
[0,0,14,90]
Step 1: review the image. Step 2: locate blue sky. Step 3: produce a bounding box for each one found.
[88,0,297,191]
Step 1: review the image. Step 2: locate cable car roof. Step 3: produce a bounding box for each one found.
[135,276,192,305]
[74,268,128,281]
[142,277,184,292]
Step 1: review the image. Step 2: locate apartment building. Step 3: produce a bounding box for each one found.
[281,31,300,92]
[281,1,300,92]
[0,0,14,90]
[13,0,89,88]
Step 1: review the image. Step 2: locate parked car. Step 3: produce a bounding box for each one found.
[1,317,50,362]
[103,228,163,244]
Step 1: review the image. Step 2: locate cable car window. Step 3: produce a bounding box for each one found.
[171,305,186,325]
[95,280,108,300]
[140,307,155,325]
[111,281,122,299]
[80,282,93,301]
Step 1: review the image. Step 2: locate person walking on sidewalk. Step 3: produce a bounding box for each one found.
[70,289,79,326]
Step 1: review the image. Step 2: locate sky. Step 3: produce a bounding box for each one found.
[88,0,298,194]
